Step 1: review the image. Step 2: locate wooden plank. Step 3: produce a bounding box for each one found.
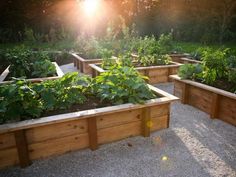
[151,115,169,131]
[148,68,167,76]
[142,107,151,137]
[188,86,212,114]
[0,148,18,169]
[97,121,142,144]
[210,93,219,119]
[149,75,168,84]
[88,117,98,150]
[26,119,88,144]
[218,96,236,126]
[28,133,89,160]
[97,109,141,129]
[0,133,16,150]
[14,130,31,168]
[150,104,169,118]
[0,66,9,82]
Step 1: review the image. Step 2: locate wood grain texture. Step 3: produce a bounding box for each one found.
[28,133,89,160]
[151,115,168,131]
[97,121,142,144]
[26,119,88,144]
[0,148,18,169]
[171,75,236,126]
[0,133,16,150]
[97,109,141,129]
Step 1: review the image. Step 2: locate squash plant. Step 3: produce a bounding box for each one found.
[0,67,157,124]
[92,65,156,104]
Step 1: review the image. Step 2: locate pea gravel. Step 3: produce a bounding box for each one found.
[0,65,235,177]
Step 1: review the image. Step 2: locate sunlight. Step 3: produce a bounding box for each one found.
[82,0,100,17]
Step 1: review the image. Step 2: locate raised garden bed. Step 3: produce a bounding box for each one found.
[0,62,64,84]
[179,57,201,64]
[169,54,189,63]
[0,85,178,169]
[170,75,236,126]
[90,62,182,84]
[70,53,102,75]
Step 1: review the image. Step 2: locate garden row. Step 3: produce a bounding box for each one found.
[0,33,235,169]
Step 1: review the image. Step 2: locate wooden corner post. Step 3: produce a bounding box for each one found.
[210,93,219,119]
[142,107,151,137]
[14,130,31,168]
[182,83,189,104]
[88,117,98,150]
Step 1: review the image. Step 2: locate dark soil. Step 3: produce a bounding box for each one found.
[41,96,113,117]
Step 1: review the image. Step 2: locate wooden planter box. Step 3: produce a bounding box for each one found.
[90,62,182,84]
[0,85,178,169]
[70,53,102,75]
[169,54,189,63]
[179,57,201,64]
[0,62,64,84]
[170,75,236,126]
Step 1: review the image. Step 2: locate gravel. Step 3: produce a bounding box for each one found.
[0,66,235,177]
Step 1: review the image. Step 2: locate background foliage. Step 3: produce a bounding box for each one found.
[0,0,236,44]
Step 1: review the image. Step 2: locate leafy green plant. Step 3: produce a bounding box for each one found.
[0,73,90,124]
[228,69,236,93]
[32,60,56,77]
[4,46,57,79]
[201,48,228,84]
[92,65,156,104]
[139,54,171,66]
[117,53,133,67]
[101,49,116,69]
[227,55,236,68]
[5,46,34,78]
[178,64,203,80]
[157,33,174,54]
[0,79,43,124]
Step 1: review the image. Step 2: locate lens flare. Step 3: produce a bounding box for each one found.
[83,0,100,17]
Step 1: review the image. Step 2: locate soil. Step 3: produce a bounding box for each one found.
[42,96,113,117]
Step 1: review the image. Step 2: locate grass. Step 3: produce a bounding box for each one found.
[0,40,236,55]
[175,41,236,55]
[0,40,76,51]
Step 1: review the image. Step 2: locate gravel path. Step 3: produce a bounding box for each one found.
[0,66,235,177]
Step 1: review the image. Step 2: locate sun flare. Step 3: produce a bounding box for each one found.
[83,0,100,17]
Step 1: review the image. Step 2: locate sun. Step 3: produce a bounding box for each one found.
[83,0,100,17]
